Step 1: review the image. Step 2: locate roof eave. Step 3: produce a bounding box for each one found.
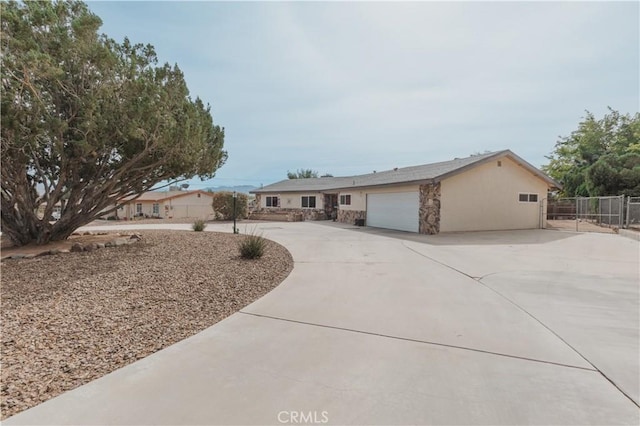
[433,150,510,182]
[329,178,436,192]
[503,151,563,190]
[434,150,562,190]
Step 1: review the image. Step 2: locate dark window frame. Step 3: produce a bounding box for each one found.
[339,194,351,205]
[518,193,539,203]
[302,196,316,208]
[266,196,279,207]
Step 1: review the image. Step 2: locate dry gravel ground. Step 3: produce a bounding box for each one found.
[0,230,293,419]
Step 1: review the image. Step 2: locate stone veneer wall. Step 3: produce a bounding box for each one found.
[337,210,366,225]
[251,207,327,221]
[419,183,441,234]
[299,209,327,221]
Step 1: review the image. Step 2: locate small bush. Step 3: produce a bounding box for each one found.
[238,231,267,259]
[192,219,206,232]
[211,191,248,220]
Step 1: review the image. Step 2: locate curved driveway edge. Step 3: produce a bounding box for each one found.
[6,222,639,425]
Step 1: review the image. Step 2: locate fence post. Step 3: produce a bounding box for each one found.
[576,197,579,232]
[625,195,630,229]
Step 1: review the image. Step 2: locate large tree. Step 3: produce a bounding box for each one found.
[1,1,227,245]
[543,109,640,197]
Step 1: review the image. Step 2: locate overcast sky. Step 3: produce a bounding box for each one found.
[88,1,639,189]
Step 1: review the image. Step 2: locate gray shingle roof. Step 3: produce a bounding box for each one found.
[252,150,559,193]
[252,176,354,193]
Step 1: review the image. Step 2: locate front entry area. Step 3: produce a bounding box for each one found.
[324,194,338,220]
[366,192,419,233]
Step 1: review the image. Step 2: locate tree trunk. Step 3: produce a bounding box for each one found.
[2,211,95,246]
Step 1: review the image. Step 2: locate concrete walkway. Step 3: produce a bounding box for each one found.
[6,222,639,425]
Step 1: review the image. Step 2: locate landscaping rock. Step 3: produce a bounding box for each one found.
[113,238,129,247]
[0,230,293,419]
[70,243,84,253]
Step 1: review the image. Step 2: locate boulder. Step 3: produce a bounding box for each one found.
[70,243,84,252]
[113,238,129,247]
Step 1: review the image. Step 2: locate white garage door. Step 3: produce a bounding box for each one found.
[366,192,419,233]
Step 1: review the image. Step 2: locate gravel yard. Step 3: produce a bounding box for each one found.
[0,230,293,419]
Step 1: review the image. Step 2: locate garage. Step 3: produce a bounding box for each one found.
[366,192,419,233]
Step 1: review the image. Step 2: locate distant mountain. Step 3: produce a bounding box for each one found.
[205,185,257,194]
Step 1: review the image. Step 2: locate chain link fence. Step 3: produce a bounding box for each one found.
[626,197,640,230]
[547,195,637,233]
[576,195,624,229]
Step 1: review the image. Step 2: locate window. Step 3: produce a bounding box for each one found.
[153,203,160,215]
[519,193,538,203]
[340,194,351,205]
[136,203,142,213]
[266,196,279,207]
[302,196,316,208]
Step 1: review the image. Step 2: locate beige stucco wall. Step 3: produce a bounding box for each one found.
[260,192,325,210]
[339,184,420,211]
[123,201,159,219]
[439,156,549,232]
[165,192,214,219]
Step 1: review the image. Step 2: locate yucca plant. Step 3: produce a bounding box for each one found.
[238,230,267,259]
[192,219,206,232]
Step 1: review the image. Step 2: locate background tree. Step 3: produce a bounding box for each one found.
[287,169,319,179]
[211,192,248,220]
[543,109,640,197]
[1,1,227,245]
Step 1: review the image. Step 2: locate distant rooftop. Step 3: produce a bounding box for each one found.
[252,150,559,193]
[120,189,211,202]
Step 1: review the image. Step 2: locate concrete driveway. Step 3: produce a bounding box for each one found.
[6,222,639,425]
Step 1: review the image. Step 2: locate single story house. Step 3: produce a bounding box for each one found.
[114,190,214,220]
[250,150,561,234]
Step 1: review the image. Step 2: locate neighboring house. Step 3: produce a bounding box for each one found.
[115,190,214,220]
[250,150,561,234]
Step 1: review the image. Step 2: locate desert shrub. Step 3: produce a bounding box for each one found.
[192,219,206,232]
[238,231,267,259]
[211,191,248,220]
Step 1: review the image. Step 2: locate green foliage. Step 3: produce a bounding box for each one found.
[0,1,227,245]
[192,219,206,232]
[543,109,640,196]
[238,231,267,259]
[211,191,248,220]
[587,153,640,196]
[287,169,319,179]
